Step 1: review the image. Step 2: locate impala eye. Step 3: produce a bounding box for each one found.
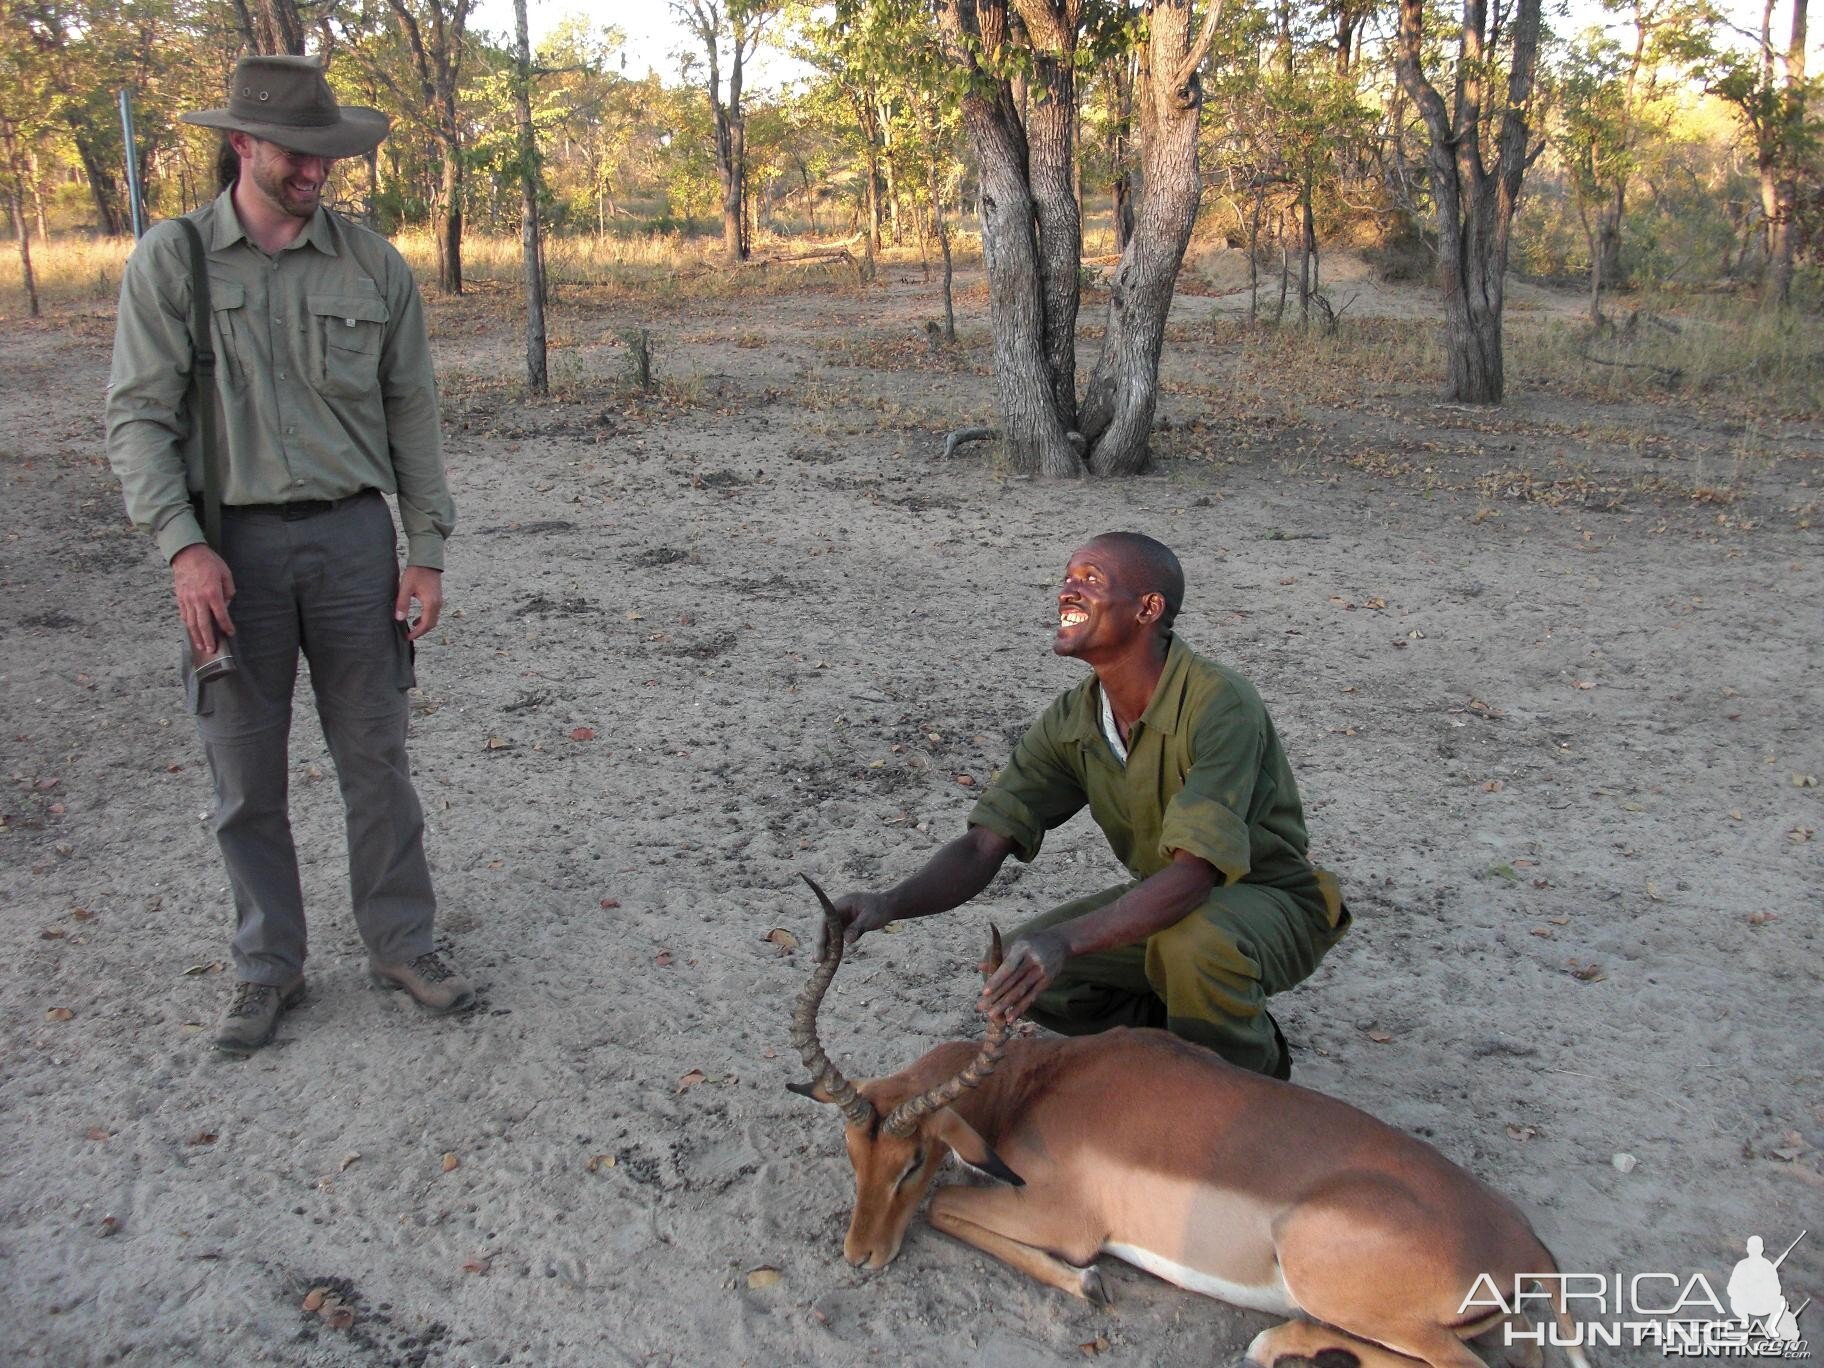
[895,1151,926,1189]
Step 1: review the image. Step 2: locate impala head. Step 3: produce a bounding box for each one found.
[788,875,1023,1270]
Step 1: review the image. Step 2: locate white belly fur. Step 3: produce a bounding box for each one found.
[1102,1242,1301,1316]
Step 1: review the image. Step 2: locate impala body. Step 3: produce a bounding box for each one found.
[791,877,1587,1368]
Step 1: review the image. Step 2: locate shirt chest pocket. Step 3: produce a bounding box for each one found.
[307,293,389,399]
[207,280,247,387]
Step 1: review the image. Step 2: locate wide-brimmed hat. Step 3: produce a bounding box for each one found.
[180,55,389,159]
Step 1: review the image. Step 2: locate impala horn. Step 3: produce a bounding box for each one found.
[881,926,1011,1138]
[790,874,878,1129]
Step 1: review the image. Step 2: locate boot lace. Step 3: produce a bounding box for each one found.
[226,981,275,1018]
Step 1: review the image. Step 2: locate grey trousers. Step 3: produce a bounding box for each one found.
[187,491,437,985]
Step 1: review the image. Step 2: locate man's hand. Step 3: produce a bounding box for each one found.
[819,890,896,957]
[172,543,235,655]
[978,927,1069,1024]
[395,566,443,642]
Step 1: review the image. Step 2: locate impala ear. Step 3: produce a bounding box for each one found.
[932,1107,1024,1187]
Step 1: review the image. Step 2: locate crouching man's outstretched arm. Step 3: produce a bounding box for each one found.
[821,825,1016,955]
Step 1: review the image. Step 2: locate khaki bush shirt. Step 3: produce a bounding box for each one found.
[968,635,1344,924]
[105,189,454,568]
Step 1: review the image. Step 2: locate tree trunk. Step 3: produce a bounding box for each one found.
[435,150,463,294]
[1078,0,1216,474]
[71,130,123,237]
[1028,51,1081,429]
[1395,0,1543,404]
[7,183,38,318]
[1768,0,1806,307]
[513,0,547,394]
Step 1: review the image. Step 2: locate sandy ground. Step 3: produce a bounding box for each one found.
[1,258,1820,1368]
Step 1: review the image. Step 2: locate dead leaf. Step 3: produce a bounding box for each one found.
[1792,773,1818,788]
[302,1287,328,1313]
[584,1153,616,1173]
[1506,1124,1537,1142]
[676,1069,707,1093]
[441,1152,460,1173]
[40,928,66,940]
[462,1256,492,1275]
[745,1266,782,1290]
[569,727,596,742]
[1748,911,1776,926]
[955,774,975,786]
[181,962,225,976]
[1363,596,1388,610]
[99,1215,122,1237]
[1728,809,1744,821]
[1080,1336,1111,1356]
[485,736,511,750]
[1645,882,1664,903]
[45,1007,73,1022]
[339,1152,360,1172]
[86,1127,110,1141]
[598,897,621,909]
[1571,679,1595,690]
[1770,1131,1806,1161]
[1278,576,1297,586]
[1366,1029,1394,1044]
[1481,779,1505,793]
[763,928,799,955]
[1548,916,1570,925]
[70,908,94,921]
[654,950,673,967]
[1529,927,1554,938]
[305,765,323,782]
[1789,827,1815,843]
[187,1131,218,1146]
[323,1304,355,1331]
[1567,960,1607,982]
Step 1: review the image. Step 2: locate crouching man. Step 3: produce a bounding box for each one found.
[827,533,1348,1079]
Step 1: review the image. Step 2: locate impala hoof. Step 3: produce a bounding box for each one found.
[1080,1264,1112,1307]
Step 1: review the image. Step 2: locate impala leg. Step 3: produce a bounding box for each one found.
[1245,1319,1488,1368]
[927,1185,1109,1305]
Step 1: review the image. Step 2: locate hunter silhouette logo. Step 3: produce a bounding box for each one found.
[1729,1234,1809,1344]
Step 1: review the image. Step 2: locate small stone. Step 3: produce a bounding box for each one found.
[1611,1152,1637,1173]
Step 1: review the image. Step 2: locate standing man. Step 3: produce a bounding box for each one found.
[106,56,473,1054]
[828,533,1348,1079]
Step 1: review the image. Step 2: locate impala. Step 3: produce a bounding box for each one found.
[789,875,1588,1368]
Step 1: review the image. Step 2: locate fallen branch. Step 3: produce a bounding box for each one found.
[943,426,997,458]
[1573,341,1683,385]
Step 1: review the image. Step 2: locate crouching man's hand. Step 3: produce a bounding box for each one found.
[818,890,896,957]
[978,928,1068,1025]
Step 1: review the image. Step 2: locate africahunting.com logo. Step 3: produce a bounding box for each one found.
[1460,1232,1811,1358]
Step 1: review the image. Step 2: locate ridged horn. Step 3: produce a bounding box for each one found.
[790,873,877,1130]
[881,927,1011,1137]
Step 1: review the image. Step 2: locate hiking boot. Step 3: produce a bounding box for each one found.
[369,950,476,1015]
[214,976,305,1055]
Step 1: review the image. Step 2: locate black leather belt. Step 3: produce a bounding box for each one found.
[206,491,373,520]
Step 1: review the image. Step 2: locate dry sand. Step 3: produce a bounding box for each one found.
[1,260,1819,1367]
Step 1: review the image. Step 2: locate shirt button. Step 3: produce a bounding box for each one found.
[276,371,286,380]
[286,427,295,435]
[294,478,305,486]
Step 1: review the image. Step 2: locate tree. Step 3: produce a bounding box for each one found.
[1394,0,1545,403]
[1695,0,1813,306]
[934,0,1225,477]
[372,0,473,293]
[511,0,546,392]
[674,0,777,263]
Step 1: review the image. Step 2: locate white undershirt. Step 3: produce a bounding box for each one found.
[1098,685,1129,766]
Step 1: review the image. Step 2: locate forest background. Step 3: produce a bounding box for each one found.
[0,0,1818,347]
